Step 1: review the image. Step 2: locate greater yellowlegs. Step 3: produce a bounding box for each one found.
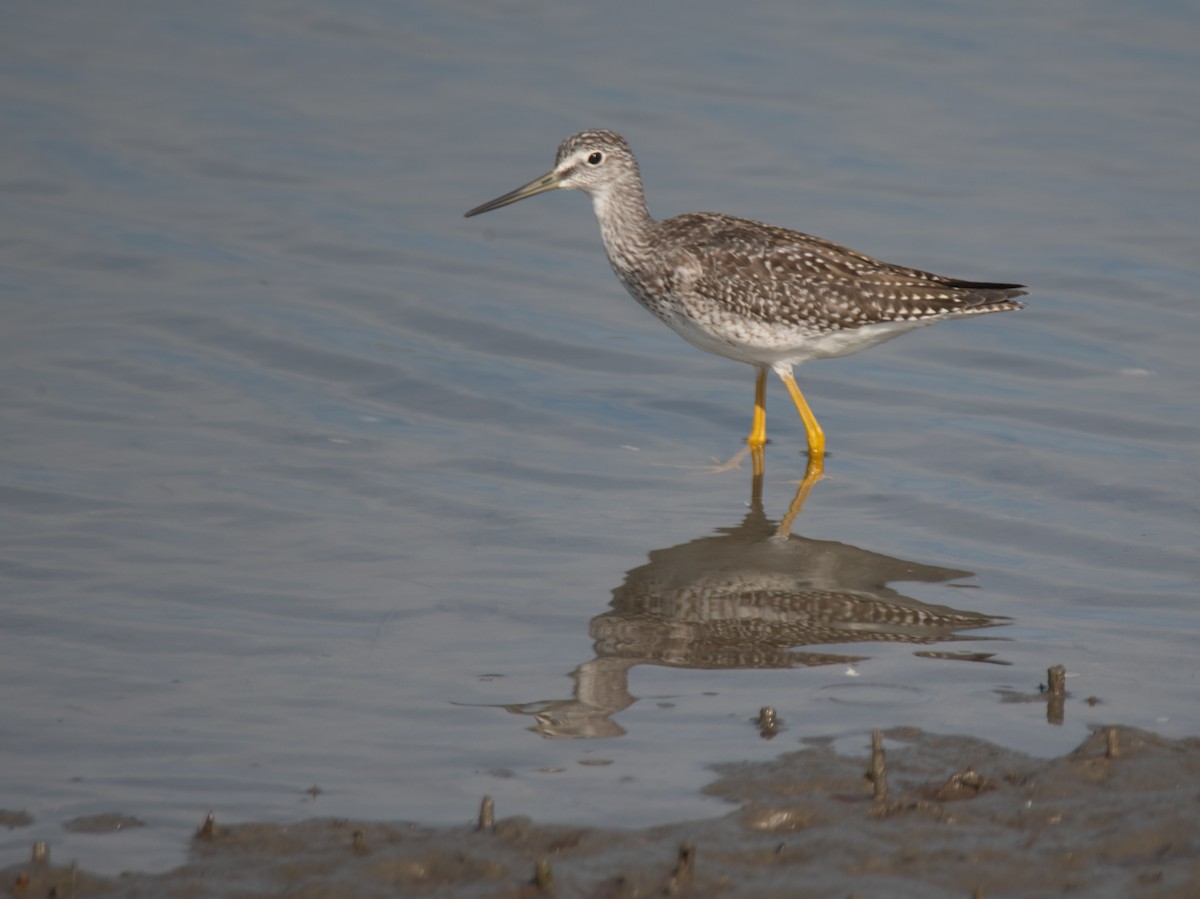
[465,130,1026,462]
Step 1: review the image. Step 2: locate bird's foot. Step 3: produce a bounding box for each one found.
[707,444,755,474]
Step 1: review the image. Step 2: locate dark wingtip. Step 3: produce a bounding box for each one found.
[942,278,1029,308]
[943,279,1027,292]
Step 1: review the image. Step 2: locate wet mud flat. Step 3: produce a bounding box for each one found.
[7,726,1198,898]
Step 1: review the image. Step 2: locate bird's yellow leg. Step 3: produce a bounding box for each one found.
[778,370,826,461]
[747,367,768,448]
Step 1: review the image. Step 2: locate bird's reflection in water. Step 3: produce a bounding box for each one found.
[502,455,1008,739]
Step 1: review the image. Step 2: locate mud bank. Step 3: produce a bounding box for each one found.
[6,726,1198,898]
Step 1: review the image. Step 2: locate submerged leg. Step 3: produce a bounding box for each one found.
[747,366,768,448]
[776,366,826,460]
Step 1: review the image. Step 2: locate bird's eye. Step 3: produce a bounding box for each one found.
[587,152,603,165]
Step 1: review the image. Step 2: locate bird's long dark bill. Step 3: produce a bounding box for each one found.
[464,170,563,217]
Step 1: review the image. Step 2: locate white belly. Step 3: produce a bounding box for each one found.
[658,308,936,367]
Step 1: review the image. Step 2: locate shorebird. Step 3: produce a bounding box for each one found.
[465,130,1025,463]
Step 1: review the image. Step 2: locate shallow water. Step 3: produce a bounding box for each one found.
[2,0,1198,875]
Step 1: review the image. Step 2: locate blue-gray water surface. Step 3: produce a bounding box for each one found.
[2,0,1198,875]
